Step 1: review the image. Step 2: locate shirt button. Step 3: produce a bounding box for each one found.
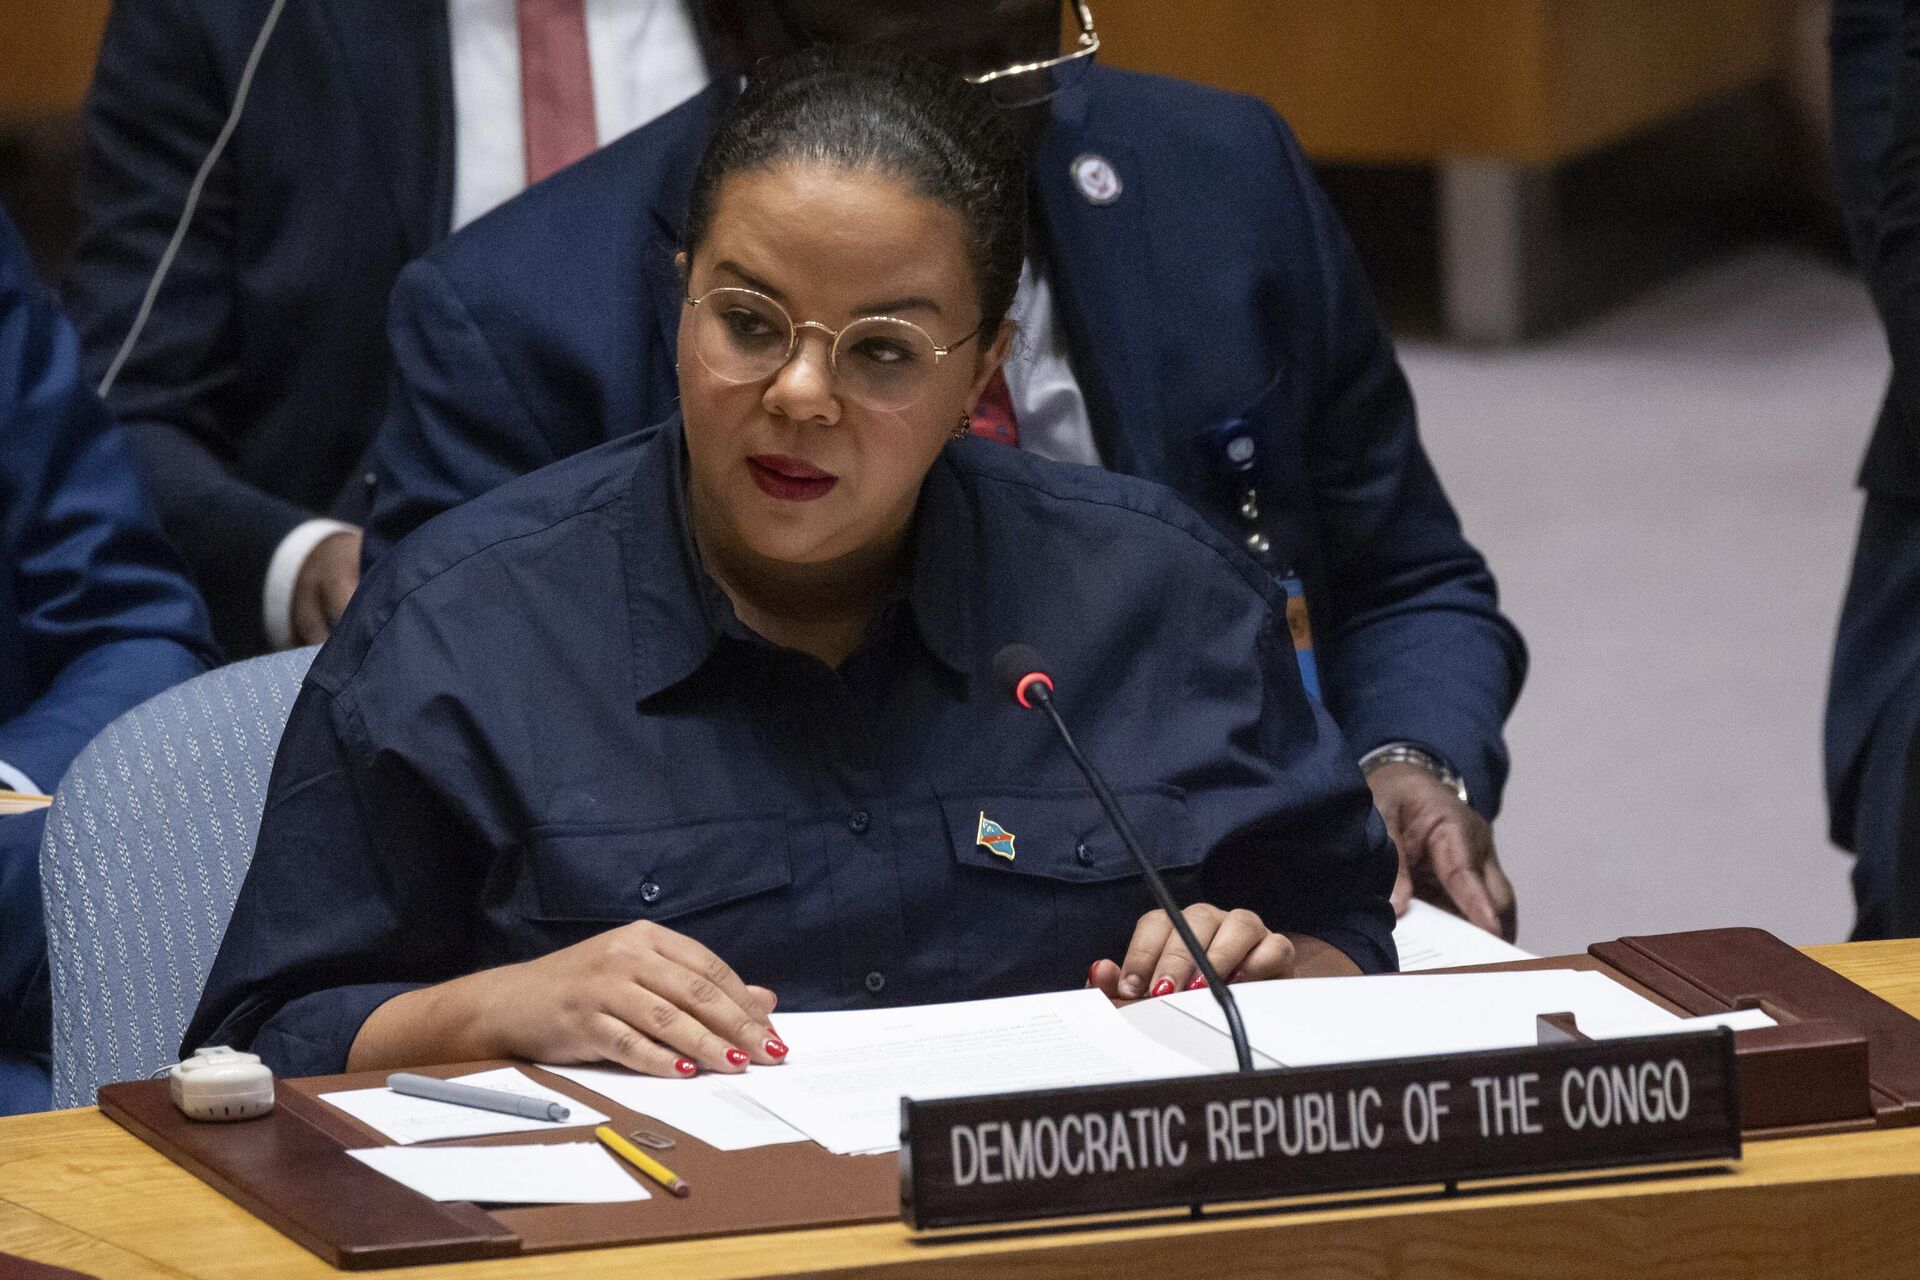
[848,809,871,834]
[1075,841,1094,867]
[864,971,886,994]
[639,881,662,904]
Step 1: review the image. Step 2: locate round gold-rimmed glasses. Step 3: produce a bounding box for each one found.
[684,287,985,413]
[963,0,1101,109]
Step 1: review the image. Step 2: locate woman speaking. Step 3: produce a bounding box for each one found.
[187,48,1397,1080]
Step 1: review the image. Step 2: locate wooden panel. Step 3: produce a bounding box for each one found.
[1805,940,1920,1021]
[1093,0,1547,164]
[1540,0,1793,162]
[0,0,1795,153]
[0,0,110,119]
[1093,0,1792,166]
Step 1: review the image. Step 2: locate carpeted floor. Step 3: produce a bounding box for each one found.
[1400,246,1884,954]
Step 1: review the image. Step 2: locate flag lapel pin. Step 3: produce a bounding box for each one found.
[976,811,1017,861]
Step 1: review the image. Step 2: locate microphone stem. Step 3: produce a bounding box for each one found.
[1032,690,1257,1074]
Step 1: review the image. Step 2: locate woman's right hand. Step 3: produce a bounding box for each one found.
[476,920,787,1077]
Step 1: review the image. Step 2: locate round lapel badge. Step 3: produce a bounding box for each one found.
[1071,153,1122,205]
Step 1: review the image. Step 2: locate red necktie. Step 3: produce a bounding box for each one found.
[969,369,1020,447]
[519,0,599,185]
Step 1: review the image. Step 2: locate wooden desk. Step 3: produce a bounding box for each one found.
[4,940,1918,1280]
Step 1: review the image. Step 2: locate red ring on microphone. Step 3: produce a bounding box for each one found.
[1014,671,1053,709]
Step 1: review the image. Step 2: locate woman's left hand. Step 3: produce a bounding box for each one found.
[1086,905,1296,1000]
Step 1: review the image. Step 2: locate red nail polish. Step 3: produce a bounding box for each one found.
[1150,977,1176,998]
[1227,967,1246,984]
[765,1038,789,1060]
[1187,974,1208,991]
[1088,960,1102,985]
[725,1048,749,1067]
[674,1058,697,1076]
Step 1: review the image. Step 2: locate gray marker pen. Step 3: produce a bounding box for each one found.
[387,1072,571,1123]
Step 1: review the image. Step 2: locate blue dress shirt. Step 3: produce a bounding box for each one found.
[187,418,1396,1076]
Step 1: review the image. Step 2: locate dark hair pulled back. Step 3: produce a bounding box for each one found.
[683,46,1027,337]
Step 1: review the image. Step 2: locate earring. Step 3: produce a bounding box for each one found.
[952,413,973,440]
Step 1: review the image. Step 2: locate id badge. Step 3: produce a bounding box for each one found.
[1280,575,1321,704]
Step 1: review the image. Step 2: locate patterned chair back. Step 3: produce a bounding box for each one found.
[39,647,316,1109]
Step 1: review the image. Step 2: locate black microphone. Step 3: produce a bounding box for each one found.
[993,644,1256,1074]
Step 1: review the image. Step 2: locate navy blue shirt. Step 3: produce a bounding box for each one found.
[187,419,1396,1076]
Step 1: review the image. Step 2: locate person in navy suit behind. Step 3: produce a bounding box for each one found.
[359,0,1529,940]
[187,50,1394,1079]
[0,206,218,1114]
[1829,0,1920,937]
[60,0,713,658]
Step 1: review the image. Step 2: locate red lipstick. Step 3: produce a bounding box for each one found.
[747,454,837,502]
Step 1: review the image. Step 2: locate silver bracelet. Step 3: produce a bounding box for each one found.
[1358,742,1469,806]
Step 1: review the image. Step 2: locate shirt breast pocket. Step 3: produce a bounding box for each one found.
[932,786,1201,991]
[517,817,794,949]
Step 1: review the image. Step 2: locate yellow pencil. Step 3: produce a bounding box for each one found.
[595,1124,690,1198]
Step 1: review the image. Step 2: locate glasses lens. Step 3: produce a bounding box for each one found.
[691,289,791,384]
[834,318,941,411]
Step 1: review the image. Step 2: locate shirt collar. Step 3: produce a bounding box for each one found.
[621,419,979,703]
[621,416,725,703]
[900,448,979,683]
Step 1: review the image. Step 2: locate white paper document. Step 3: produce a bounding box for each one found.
[723,989,1212,1156]
[540,1064,808,1151]
[1392,900,1536,971]
[1159,969,1729,1068]
[320,1067,608,1145]
[1634,1008,1776,1037]
[346,1142,649,1204]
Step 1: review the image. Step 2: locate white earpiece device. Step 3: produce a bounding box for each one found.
[168,1046,276,1121]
